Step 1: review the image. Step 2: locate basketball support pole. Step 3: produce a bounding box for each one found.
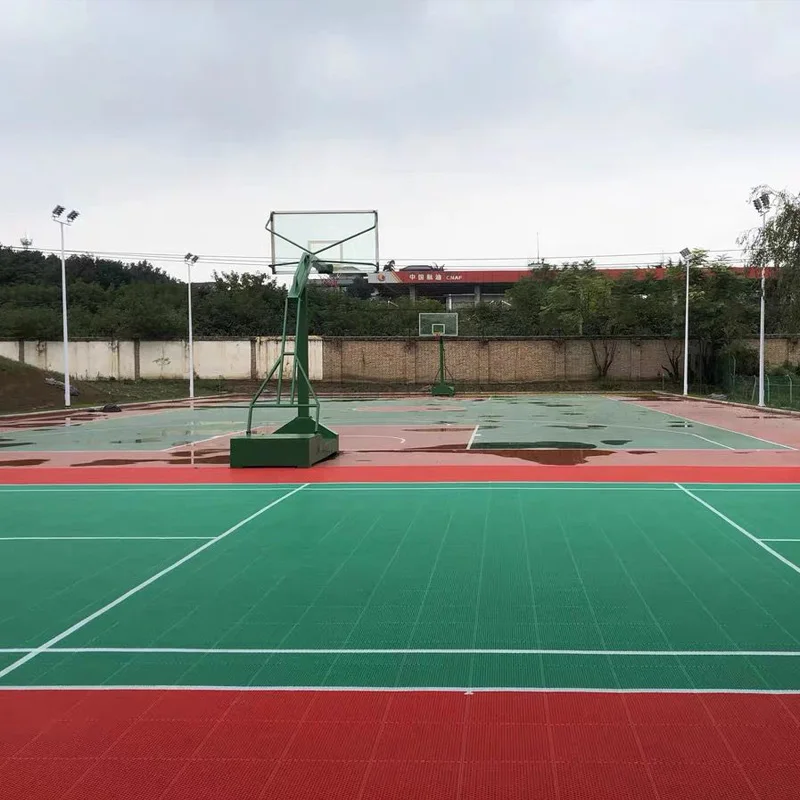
[229,251,339,468]
[432,335,456,397]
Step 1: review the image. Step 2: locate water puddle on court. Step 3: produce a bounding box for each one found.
[547,424,607,430]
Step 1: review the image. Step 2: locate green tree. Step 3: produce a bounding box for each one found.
[539,262,610,336]
[345,276,373,300]
[738,186,800,333]
[504,263,558,334]
[685,253,757,384]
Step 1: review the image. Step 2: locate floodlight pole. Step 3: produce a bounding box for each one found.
[680,248,691,396]
[51,207,79,408]
[184,254,199,401]
[752,192,771,408]
[758,210,767,407]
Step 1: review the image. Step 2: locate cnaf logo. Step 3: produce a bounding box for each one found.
[405,273,464,282]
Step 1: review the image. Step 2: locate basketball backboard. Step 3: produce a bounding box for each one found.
[267,210,379,273]
[419,312,459,337]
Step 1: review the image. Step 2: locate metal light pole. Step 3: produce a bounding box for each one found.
[184,253,199,400]
[753,193,771,407]
[51,206,80,407]
[680,247,691,396]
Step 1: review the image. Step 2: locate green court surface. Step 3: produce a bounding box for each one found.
[1,482,800,690]
[1,395,790,451]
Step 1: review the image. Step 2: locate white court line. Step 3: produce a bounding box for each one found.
[0,536,213,541]
[466,424,480,449]
[0,483,308,682]
[0,646,798,657]
[761,539,800,543]
[691,433,736,451]
[700,488,800,493]
[1,685,799,695]
[343,435,407,443]
[637,402,796,451]
[162,429,246,451]
[676,483,800,577]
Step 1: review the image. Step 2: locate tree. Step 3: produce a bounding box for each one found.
[345,276,373,300]
[539,262,610,336]
[503,263,558,335]
[738,186,800,334]
[683,252,757,385]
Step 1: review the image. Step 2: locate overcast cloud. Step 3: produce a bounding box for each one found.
[1,0,798,281]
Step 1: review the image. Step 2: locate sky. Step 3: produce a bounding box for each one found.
[1,0,798,282]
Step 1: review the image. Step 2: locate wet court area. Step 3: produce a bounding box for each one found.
[1,392,799,469]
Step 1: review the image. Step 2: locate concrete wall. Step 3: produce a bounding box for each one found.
[2,336,798,384]
[16,339,138,380]
[0,338,323,381]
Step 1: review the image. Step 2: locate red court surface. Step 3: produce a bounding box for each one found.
[2,392,800,799]
[3,689,800,800]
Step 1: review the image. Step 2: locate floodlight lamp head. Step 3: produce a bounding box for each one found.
[52,205,65,218]
[66,210,79,223]
[679,248,691,260]
[184,252,199,264]
[760,192,771,211]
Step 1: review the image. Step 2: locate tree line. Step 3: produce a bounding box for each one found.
[1,185,797,383]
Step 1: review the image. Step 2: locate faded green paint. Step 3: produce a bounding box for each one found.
[1,395,785,452]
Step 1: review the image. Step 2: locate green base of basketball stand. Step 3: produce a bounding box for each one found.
[431,382,456,397]
[430,334,456,397]
[230,420,339,468]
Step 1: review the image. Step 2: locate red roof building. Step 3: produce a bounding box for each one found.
[366,265,764,308]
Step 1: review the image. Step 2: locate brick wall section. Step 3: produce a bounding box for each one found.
[321,337,703,384]
[746,337,800,369]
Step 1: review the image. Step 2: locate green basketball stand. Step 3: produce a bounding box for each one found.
[420,313,458,398]
[230,212,378,468]
[229,251,338,468]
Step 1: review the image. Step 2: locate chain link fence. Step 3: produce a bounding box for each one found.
[722,374,799,410]
[660,353,800,412]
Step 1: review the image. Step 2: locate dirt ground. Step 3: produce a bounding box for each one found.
[0,357,223,414]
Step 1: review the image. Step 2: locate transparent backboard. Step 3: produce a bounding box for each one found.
[268,210,379,272]
[419,312,459,337]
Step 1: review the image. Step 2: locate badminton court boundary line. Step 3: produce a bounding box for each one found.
[0,483,308,681]
[1,646,799,657]
[676,483,800,577]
